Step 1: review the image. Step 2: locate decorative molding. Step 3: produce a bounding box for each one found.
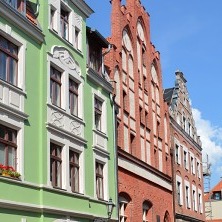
[0,1,44,44]
[53,46,80,74]
[50,109,65,128]
[74,12,82,30]
[70,120,81,136]
[46,123,87,145]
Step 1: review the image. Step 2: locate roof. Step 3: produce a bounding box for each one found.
[204,180,222,201]
[163,87,174,104]
[86,26,110,48]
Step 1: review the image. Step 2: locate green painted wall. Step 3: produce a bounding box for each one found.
[0,0,118,221]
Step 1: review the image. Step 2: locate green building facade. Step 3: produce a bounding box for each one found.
[0,0,118,221]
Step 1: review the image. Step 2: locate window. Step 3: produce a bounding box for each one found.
[50,66,62,107]
[142,201,152,222]
[198,193,202,212]
[5,0,26,14]
[96,162,104,199]
[69,79,78,116]
[191,156,194,173]
[89,47,101,73]
[60,7,69,40]
[175,144,179,163]
[94,98,102,131]
[177,181,181,205]
[214,192,221,200]
[119,196,129,222]
[185,186,189,208]
[193,190,196,211]
[0,35,18,86]
[50,143,62,188]
[197,161,200,178]
[0,124,17,169]
[69,150,79,193]
[184,151,187,169]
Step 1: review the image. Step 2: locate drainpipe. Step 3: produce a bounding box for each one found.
[34,0,40,17]
[102,44,112,75]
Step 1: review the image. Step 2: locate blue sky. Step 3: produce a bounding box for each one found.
[85,0,222,188]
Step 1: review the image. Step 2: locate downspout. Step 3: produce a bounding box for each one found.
[34,0,40,17]
[102,44,112,75]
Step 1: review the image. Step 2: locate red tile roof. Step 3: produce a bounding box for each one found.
[204,180,222,201]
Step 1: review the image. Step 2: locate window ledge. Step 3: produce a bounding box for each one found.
[93,146,110,158]
[93,129,108,139]
[0,101,29,120]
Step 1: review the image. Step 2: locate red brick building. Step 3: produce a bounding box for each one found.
[105,0,173,221]
[164,71,205,222]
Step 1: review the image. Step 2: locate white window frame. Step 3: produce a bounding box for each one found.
[119,196,128,222]
[93,151,108,201]
[184,180,191,209]
[48,0,83,51]
[0,24,27,181]
[196,159,201,179]
[198,188,203,213]
[0,24,26,91]
[47,47,83,119]
[183,146,189,170]
[174,139,181,165]
[92,90,107,134]
[47,131,85,193]
[192,185,197,211]
[176,175,183,206]
[190,152,195,175]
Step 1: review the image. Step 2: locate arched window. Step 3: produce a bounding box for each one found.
[119,193,131,222]
[164,211,171,222]
[142,200,153,222]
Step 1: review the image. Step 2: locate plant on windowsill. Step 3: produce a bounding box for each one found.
[0,164,21,179]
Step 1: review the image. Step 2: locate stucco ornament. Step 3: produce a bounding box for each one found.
[53,46,80,75]
[50,109,64,128]
[70,120,81,136]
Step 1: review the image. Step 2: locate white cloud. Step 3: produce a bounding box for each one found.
[192,108,222,168]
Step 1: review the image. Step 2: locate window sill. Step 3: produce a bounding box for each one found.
[0,78,26,95]
[0,174,21,181]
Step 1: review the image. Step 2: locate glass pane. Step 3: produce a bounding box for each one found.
[0,36,8,49]
[9,58,17,85]
[56,161,61,187]
[0,143,5,165]
[0,52,7,81]
[8,146,16,168]
[74,167,79,192]
[55,83,61,107]
[0,126,5,139]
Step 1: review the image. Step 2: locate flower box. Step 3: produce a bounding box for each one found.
[0,164,21,179]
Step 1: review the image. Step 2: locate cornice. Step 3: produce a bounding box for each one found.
[0,1,44,44]
[87,67,113,94]
[118,148,172,190]
[0,102,29,121]
[176,213,205,222]
[71,0,94,18]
